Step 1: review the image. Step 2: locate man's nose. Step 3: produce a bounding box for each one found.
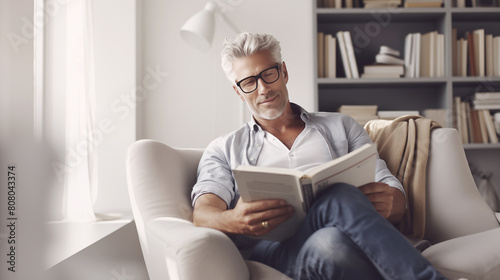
[256,78,271,94]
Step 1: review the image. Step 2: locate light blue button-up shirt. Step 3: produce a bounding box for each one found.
[191,103,404,209]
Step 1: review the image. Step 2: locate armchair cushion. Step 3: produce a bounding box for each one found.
[422,227,500,280]
[148,217,250,280]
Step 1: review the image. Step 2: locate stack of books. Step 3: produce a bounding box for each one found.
[473,92,500,110]
[363,0,401,8]
[362,46,405,78]
[452,28,500,77]
[338,105,378,125]
[454,95,499,144]
[404,0,443,7]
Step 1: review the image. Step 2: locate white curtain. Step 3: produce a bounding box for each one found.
[62,0,97,222]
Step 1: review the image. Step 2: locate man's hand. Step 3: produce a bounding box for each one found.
[227,198,295,236]
[193,194,295,236]
[359,182,405,225]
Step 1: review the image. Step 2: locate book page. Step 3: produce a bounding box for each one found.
[234,169,306,241]
[307,144,377,199]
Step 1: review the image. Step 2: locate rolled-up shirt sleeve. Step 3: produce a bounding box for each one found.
[191,138,235,208]
[343,114,405,195]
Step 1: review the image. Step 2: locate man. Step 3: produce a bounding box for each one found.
[191,32,445,280]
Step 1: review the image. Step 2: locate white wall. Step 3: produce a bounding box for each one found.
[0,0,34,139]
[140,0,314,148]
[2,0,314,218]
[44,0,137,217]
[92,0,137,215]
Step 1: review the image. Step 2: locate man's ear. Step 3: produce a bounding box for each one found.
[233,84,246,102]
[281,61,289,83]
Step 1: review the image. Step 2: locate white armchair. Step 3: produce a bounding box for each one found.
[126,141,290,280]
[126,128,500,280]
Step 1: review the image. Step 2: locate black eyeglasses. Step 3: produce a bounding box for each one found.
[235,65,280,94]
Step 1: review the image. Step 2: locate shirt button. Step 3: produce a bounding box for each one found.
[289,153,294,157]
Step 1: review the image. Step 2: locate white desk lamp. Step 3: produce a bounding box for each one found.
[180,1,246,124]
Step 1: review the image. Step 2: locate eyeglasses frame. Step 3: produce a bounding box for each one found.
[235,64,281,94]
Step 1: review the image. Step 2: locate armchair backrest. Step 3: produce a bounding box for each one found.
[127,140,203,225]
[424,128,499,244]
[126,140,203,279]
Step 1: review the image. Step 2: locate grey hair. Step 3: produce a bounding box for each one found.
[221,32,282,82]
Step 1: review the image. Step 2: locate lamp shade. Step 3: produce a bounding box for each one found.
[180,3,216,52]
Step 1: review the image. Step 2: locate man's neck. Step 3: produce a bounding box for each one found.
[255,103,301,131]
[254,103,305,149]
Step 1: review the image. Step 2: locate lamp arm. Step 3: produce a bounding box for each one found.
[212,3,242,34]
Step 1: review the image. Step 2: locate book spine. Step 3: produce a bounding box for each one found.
[336,31,352,78]
[343,31,359,78]
[301,178,313,213]
[467,32,477,76]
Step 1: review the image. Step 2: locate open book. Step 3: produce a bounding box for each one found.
[233,143,377,241]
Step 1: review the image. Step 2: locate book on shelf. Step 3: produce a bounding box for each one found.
[454,96,468,144]
[343,31,360,78]
[317,0,365,8]
[486,34,493,77]
[404,0,443,7]
[419,31,444,78]
[379,45,400,57]
[469,109,487,143]
[412,33,421,78]
[455,30,499,78]
[361,72,402,78]
[404,32,422,78]
[494,37,500,77]
[318,32,324,78]
[363,45,404,78]
[453,96,499,144]
[473,92,500,110]
[326,34,337,78]
[495,113,500,135]
[473,29,485,77]
[404,33,415,77]
[363,0,401,8]
[375,53,404,65]
[336,31,359,79]
[234,143,377,241]
[482,110,499,144]
[362,64,405,77]
[378,110,420,120]
[452,28,458,77]
[338,105,379,125]
[467,32,477,76]
[456,37,468,77]
[317,32,337,78]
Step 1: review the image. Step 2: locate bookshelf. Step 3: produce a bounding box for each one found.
[313,0,500,201]
[313,0,500,140]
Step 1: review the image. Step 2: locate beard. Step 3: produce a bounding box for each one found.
[246,94,288,121]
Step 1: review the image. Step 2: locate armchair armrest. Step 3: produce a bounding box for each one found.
[147,217,250,280]
[422,227,500,280]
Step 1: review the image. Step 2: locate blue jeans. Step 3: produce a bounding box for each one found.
[249,184,446,280]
